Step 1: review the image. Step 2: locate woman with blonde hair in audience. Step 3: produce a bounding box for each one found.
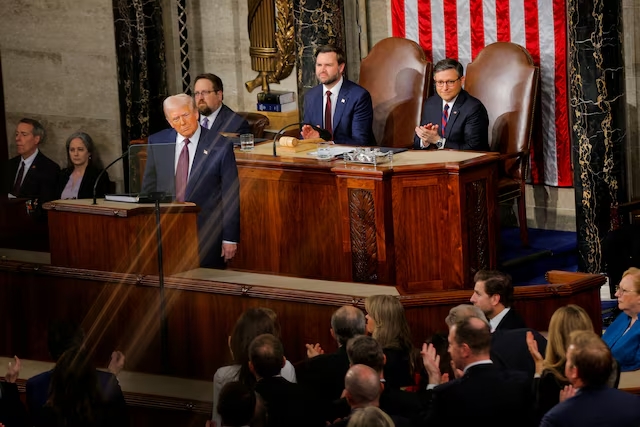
[346,407,395,427]
[364,295,419,389]
[603,267,640,371]
[211,307,295,426]
[526,304,593,421]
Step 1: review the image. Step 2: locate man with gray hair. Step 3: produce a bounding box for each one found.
[142,94,240,268]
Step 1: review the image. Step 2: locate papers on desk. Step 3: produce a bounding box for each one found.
[307,146,355,158]
[105,193,141,203]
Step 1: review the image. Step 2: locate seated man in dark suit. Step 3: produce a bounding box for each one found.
[541,330,640,426]
[414,58,489,151]
[420,316,534,426]
[301,45,373,146]
[193,73,250,136]
[2,118,59,202]
[0,356,28,427]
[470,270,527,331]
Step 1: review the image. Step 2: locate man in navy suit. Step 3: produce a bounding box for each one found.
[193,73,250,136]
[301,45,373,146]
[541,330,640,426]
[414,58,489,151]
[142,94,240,268]
[470,270,527,331]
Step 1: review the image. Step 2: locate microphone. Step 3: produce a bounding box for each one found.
[93,148,130,205]
[272,122,332,156]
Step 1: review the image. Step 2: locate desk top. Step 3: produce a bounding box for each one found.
[43,199,198,217]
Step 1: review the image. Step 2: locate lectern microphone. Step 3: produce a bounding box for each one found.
[93,148,130,205]
[272,122,332,156]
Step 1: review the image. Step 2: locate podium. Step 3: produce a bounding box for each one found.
[43,199,200,275]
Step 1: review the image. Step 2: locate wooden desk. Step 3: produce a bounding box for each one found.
[233,144,500,292]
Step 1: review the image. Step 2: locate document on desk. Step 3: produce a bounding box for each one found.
[307,146,355,158]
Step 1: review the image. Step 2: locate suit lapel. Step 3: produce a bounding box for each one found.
[332,81,350,131]
[185,127,210,197]
[444,91,467,138]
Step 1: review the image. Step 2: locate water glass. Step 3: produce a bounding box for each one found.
[317,141,332,160]
[240,133,254,151]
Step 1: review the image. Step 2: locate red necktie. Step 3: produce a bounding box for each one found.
[175,139,190,202]
[325,90,333,135]
[442,104,450,136]
[12,161,25,196]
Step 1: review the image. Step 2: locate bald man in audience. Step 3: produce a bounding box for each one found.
[470,270,527,331]
[540,330,640,427]
[420,316,534,426]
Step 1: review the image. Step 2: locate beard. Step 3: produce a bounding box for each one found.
[318,72,340,86]
[198,102,212,117]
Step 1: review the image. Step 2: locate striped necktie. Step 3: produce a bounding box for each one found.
[442,104,450,136]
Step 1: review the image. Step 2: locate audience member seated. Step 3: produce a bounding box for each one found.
[445,304,546,377]
[56,132,110,199]
[420,317,534,426]
[602,267,640,371]
[26,321,126,426]
[301,45,374,146]
[193,73,250,135]
[206,381,263,427]
[297,306,365,413]
[331,364,411,427]
[36,345,127,427]
[2,118,59,203]
[346,406,395,427]
[365,295,420,389]
[526,304,593,423]
[212,308,296,425]
[470,270,527,331]
[0,357,27,427]
[249,334,321,427]
[413,59,489,151]
[540,330,640,426]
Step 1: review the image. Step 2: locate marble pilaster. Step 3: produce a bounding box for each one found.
[568,0,627,272]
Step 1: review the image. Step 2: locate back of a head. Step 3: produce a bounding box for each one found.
[453,316,492,355]
[364,295,413,351]
[331,306,366,346]
[249,333,284,379]
[445,304,489,327]
[546,304,593,370]
[346,406,394,427]
[474,270,514,307]
[347,335,385,372]
[217,381,256,427]
[344,364,382,407]
[48,321,85,362]
[568,330,613,387]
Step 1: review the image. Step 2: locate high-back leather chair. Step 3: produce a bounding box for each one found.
[236,111,269,138]
[465,42,539,247]
[359,37,432,148]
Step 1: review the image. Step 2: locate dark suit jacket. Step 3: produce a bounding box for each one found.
[540,385,640,427]
[2,152,60,202]
[303,79,374,146]
[421,363,534,427]
[26,369,127,426]
[491,328,547,377]
[0,381,27,427]
[413,89,489,151]
[296,346,351,408]
[495,308,527,331]
[255,376,322,427]
[141,126,240,268]
[207,104,251,136]
[56,164,110,199]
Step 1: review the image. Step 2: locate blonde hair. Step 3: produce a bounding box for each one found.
[622,267,640,292]
[346,407,394,427]
[544,304,593,381]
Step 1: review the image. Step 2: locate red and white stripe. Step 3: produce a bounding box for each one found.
[392,0,571,187]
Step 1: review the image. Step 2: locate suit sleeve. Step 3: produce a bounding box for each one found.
[0,381,28,427]
[339,90,373,146]
[220,142,240,242]
[40,160,61,203]
[445,102,489,151]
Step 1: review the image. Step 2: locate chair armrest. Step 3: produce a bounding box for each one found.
[499,151,525,161]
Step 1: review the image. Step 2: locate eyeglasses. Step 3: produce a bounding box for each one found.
[615,285,637,295]
[194,90,218,97]
[434,78,461,87]
[169,111,192,124]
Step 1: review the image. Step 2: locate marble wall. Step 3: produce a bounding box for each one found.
[623,0,640,200]
[0,0,123,188]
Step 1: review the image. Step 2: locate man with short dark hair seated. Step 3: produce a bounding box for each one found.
[470,270,527,331]
[540,330,640,426]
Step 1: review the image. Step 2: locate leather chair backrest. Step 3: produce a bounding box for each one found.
[359,37,432,148]
[236,112,269,138]
[465,42,539,178]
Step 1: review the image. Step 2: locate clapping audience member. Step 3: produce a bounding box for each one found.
[526,304,593,422]
[346,407,395,427]
[540,330,640,426]
[57,132,110,199]
[364,295,420,389]
[602,267,640,371]
[212,308,295,425]
[0,357,27,427]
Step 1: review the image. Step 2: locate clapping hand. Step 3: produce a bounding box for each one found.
[5,356,20,383]
[305,343,324,358]
[526,331,544,375]
[420,343,442,385]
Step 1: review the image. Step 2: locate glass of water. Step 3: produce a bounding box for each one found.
[240,133,254,151]
[316,141,332,160]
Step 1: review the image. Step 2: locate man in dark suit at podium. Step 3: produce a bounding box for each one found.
[142,94,240,268]
[414,58,489,151]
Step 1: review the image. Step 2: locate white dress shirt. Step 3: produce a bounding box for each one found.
[489,307,511,332]
[173,125,202,175]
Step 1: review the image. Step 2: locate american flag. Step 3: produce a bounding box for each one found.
[392,0,571,186]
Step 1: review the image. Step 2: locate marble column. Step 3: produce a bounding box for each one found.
[293,0,345,113]
[568,0,627,273]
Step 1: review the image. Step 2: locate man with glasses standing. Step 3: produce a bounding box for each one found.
[414,59,489,151]
[193,73,250,136]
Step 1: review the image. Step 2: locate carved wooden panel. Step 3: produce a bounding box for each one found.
[465,179,490,283]
[348,188,378,282]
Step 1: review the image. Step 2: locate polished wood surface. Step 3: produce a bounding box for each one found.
[43,199,200,275]
[233,145,500,292]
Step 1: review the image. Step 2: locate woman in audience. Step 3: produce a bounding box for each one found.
[346,407,395,427]
[603,267,640,371]
[57,131,109,199]
[212,307,295,425]
[526,304,593,421]
[364,295,419,389]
